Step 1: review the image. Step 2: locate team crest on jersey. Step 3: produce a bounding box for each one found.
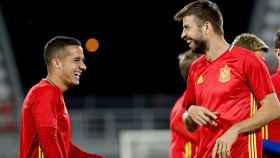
[196,75,204,85]
[219,64,231,83]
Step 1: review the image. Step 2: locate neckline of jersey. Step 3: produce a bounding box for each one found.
[42,78,62,92]
[204,46,233,64]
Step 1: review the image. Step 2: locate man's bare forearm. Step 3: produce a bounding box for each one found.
[231,93,280,134]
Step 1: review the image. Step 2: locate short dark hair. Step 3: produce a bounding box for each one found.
[174,0,224,35]
[274,30,280,49]
[43,36,81,66]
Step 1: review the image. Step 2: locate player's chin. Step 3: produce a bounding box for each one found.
[188,43,196,51]
[70,79,80,86]
[73,80,80,85]
[72,77,81,85]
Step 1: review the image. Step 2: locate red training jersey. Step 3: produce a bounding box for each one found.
[184,47,274,158]
[169,94,198,158]
[269,68,280,144]
[19,80,104,158]
[19,80,71,158]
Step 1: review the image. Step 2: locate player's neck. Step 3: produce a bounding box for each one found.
[206,36,229,61]
[46,73,68,92]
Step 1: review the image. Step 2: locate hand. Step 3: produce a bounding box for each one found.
[188,105,217,126]
[211,126,239,158]
[182,111,197,132]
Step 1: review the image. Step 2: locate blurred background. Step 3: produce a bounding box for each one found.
[0,0,279,157]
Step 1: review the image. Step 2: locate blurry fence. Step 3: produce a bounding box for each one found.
[69,95,176,158]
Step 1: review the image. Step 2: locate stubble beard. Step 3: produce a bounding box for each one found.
[191,39,208,55]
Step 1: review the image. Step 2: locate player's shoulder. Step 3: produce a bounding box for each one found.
[230,46,259,60]
[175,95,184,106]
[28,80,58,96]
[171,95,184,110]
[192,55,205,65]
[189,54,206,70]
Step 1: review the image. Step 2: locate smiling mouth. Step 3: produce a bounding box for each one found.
[187,40,192,45]
[74,72,81,79]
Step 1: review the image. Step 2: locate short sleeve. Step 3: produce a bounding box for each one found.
[244,54,274,102]
[32,87,58,129]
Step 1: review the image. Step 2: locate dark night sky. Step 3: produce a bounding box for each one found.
[0,0,255,96]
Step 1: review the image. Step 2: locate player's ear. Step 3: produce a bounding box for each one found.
[277,49,280,57]
[51,57,61,70]
[202,21,210,34]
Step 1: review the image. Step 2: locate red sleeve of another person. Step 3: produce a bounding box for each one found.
[170,94,198,143]
[269,69,280,143]
[32,87,63,158]
[182,64,196,109]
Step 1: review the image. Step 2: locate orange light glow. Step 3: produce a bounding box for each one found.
[85,38,99,53]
